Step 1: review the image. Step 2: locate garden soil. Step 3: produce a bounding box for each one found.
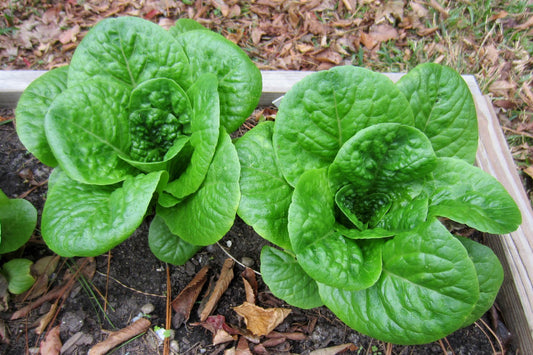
[0,115,514,354]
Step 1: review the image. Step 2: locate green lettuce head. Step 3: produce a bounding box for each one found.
[15,17,262,264]
[236,64,521,345]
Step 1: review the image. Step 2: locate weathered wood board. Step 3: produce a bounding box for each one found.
[1,69,532,353]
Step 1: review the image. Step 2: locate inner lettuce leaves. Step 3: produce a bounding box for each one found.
[236,64,521,345]
[15,17,262,264]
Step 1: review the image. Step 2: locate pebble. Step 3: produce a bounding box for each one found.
[241,256,254,267]
[170,340,179,353]
[61,311,85,333]
[141,303,155,315]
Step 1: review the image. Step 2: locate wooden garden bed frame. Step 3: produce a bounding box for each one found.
[1,70,532,353]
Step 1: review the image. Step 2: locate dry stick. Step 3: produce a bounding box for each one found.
[95,271,165,298]
[43,259,91,337]
[502,126,533,139]
[437,339,448,354]
[88,318,151,355]
[17,179,48,199]
[476,318,504,355]
[216,242,261,275]
[443,336,456,355]
[11,268,78,320]
[19,255,61,304]
[164,264,171,355]
[104,251,111,313]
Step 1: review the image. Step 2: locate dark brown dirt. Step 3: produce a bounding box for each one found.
[0,116,514,354]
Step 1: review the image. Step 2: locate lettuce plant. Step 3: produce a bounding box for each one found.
[236,64,521,345]
[0,189,38,294]
[15,17,262,264]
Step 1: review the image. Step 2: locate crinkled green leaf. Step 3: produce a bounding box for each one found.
[274,66,414,186]
[42,168,163,257]
[175,30,262,132]
[0,190,37,254]
[318,219,479,345]
[377,192,429,232]
[148,215,201,265]
[236,121,292,250]
[1,258,35,294]
[335,186,391,230]
[289,169,383,290]
[429,157,521,234]
[260,246,323,309]
[164,74,220,200]
[126,78,193,163]
[15,66,68,167]
[45,79,138,185]
[158,131,240,246]
[396,63,478,163]
[120,136,190,173]
[457,236,503,327]
[67,17,190,88]
[328,123,436,194]
[335,223,393,239]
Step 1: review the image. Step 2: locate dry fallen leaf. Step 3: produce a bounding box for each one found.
[171,265,209,328]
[410,1,429,18]
[40,325,62,355]
[88,318,151,355]
[489,80,517,97]
[315,48,344,65]
[488,10,508,22]
[522,166,533,180]
[59,25,81,45]
[309,343,358,355]
[515,16,533,31]
[428,0,449,19]
[199,258,234,321]
[235,336,253,355]
[241,268,258,304]
[233,301,291,336]
[192,315,239,345]
[375,0,404,24]
[368,24,399,43]
[34,303,58,335]
[360,32,378,49]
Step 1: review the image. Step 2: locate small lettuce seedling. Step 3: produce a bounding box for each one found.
[0,189,38,294]
[236,64,521,345]
[15,17,262,264]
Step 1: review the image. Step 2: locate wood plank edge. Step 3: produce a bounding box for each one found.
[475,95,533,353]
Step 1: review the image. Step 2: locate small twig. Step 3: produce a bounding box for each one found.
[216,242,261,275]
[502,126,533,140]
[11,276,75,320]
[476,318,504,355]
[444,336,456,355]
[43,259,92,336]
[104,251,111,313]
[438,339,448,354]
[95,271,165,298]
[164,264,171,355]
[17,179,48,199]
